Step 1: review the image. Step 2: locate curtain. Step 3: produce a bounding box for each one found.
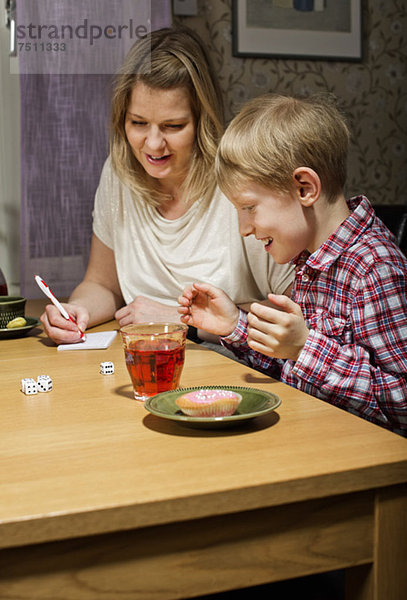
[19,1,171,298]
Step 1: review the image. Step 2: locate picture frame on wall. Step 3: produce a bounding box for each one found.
[232,0,362,61]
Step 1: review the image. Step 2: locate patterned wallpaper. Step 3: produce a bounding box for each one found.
[175,0,407,207]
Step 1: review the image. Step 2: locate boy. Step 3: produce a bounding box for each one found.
[178,94,407,437]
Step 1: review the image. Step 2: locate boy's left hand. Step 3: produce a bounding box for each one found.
[247,294,309,361]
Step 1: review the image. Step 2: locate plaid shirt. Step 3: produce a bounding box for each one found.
[222,196,407,436]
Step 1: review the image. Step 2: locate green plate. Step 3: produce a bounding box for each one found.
[144,385,281,429]
[0,317,41,339]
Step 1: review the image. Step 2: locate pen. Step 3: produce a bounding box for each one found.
[34,275,85,339]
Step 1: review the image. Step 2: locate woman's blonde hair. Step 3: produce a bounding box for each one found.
[110,26,224,207]
[215,93,350,204]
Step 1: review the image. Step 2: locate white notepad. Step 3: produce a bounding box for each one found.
[57,331,117,351]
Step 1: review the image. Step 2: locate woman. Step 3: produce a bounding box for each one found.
[41,26,293,344]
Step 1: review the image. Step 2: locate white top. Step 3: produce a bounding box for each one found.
[93,158,294,306]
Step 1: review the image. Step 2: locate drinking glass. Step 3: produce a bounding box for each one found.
[120,322,188,401]
[0,268,8,296]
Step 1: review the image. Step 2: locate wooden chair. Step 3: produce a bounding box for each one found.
[373,204,407,256]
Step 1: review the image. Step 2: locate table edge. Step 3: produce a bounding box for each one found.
[2,461,407,550]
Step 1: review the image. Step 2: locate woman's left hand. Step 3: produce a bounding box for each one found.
[115,296,181,326]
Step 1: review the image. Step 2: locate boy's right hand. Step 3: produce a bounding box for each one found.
[178,282,239,337]
[40,303,89,345]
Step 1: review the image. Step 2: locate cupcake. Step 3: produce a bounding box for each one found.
[176,389,242,417]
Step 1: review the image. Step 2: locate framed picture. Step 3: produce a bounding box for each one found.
[232,0,362,61]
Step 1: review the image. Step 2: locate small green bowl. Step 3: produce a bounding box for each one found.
[0,296,27,329]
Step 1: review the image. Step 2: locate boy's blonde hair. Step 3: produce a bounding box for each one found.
[111,26,224,207]
[215,94,350,204]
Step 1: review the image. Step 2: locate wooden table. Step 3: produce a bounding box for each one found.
[1,300,406,600]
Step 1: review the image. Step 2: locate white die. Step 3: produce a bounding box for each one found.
[100,361,114,375]
[36,375,53,392]
[21,377,38,395]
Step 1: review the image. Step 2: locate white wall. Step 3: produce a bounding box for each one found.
[0,15,20,295]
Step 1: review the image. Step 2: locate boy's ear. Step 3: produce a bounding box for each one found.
[292,167,321,207]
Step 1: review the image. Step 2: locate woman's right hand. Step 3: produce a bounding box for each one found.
[40,303,89,345]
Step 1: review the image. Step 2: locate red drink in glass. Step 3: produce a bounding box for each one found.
[0,268,8,296]
[120,323,188,401]
[124,339,185,398]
